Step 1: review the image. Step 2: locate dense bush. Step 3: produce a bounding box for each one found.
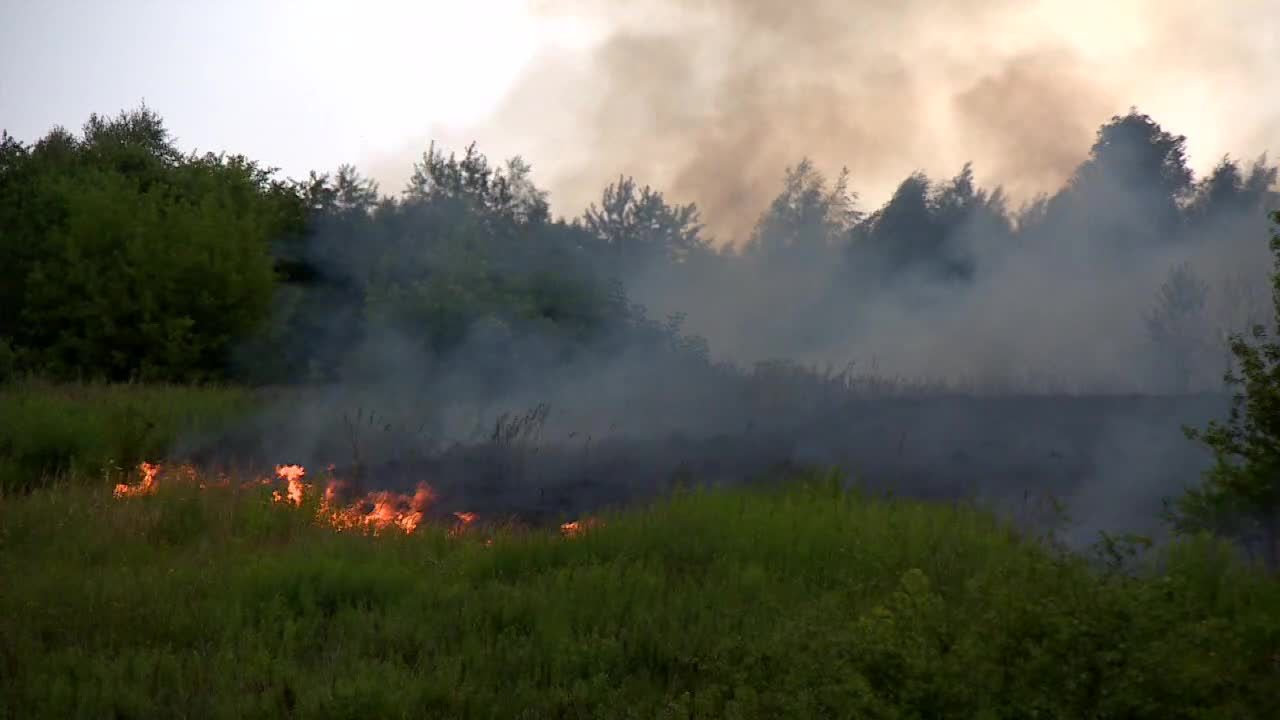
[0,107,301,382]
[1175,210,1280,569]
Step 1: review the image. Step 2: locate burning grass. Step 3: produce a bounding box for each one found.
[2,469,1278,718]
[100,460,599,543]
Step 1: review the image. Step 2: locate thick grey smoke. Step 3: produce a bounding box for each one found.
[396,0,1280,242]
[190,1,1280,550]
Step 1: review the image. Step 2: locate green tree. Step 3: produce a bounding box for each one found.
[19,166,278,381]
[405,141,549,224]
[748,159,859,259]
[0,106,299,381]
[580,175,707,271]
[1174,211,1280,570]
[849,163,1010,284]
[1146,262,1211,393]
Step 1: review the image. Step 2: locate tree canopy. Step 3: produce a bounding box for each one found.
[1,104,1276,390]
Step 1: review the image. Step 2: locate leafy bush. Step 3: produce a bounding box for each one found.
[1176,211,1280,570]
[0,107,301,382]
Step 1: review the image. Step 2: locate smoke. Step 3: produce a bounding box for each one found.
[186,0,1280,546]
[375,0,1279,242]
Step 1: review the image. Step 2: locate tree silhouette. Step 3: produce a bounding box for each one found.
[1146,262,1211,393]
[581,175,706,272]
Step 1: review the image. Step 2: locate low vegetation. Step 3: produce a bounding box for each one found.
[0,381,253,494]
[2,473,1278,719]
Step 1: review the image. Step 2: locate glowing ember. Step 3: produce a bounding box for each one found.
[447,511,478,538]
[113,462,160,498]
[197,470,230,490]
[560,518,601,538]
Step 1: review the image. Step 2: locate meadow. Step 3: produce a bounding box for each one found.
[2,384,1278,719]
[0,381,255,495]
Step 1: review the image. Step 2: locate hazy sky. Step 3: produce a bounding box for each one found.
[1,1,591,182]
[4,0,1278,231]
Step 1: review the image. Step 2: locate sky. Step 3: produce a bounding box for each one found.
[3,0,1278,233]
[0,0,593,185]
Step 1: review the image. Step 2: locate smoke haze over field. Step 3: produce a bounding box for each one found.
[378,0,1280,240]
[26,0,1254,550]
[7,1,1280,562]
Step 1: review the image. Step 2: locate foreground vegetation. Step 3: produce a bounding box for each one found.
[2,473,1278,719]
[0,381,253,495]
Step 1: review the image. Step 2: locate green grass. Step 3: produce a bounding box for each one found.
[0,380,254,494]
[1,471,1277,719]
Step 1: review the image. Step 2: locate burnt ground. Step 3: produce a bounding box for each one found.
[182,392,1231,546]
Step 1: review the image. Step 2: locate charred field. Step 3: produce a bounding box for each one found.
[175,387,1232,544]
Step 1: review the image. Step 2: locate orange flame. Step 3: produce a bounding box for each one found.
[315,481,436,535]
[270,464,309,506]
[113,462,160,498]
[560,517,601,538]
[110,460,583,543]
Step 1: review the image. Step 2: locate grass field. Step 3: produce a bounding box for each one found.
[2,464,1279,719]
[0,381,255,494]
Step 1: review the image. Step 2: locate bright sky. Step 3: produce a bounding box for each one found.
[0,0,595,182]
[3,0,1277,220]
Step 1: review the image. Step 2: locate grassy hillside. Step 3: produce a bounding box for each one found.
[1,471,1277,719]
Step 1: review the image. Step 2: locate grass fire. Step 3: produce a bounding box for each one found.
[5,3,1280,713]
[108,461,601,542]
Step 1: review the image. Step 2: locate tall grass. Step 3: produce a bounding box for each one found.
[1,471,1277,718]
[0,380,254,494]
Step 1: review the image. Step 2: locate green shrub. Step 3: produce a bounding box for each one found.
[1176,211,1280,570]
[0,107,300,383]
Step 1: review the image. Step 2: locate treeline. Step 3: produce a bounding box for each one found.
[0,108,707,385]
[1,105,1277,386]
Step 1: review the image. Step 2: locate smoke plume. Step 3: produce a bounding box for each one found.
[388,0,1280,242]
[194,0,1280,549]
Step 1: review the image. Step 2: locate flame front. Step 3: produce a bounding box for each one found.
[110,460,579,542]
